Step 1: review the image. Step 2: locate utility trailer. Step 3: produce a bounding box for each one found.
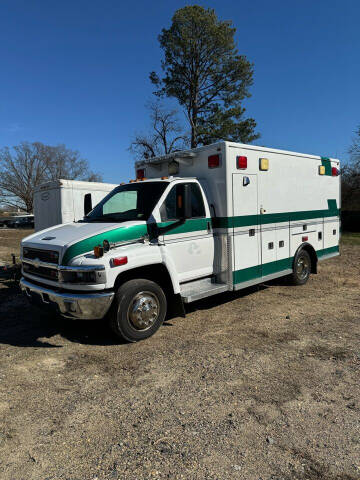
[20,142,340,342]
[33,179,117,232]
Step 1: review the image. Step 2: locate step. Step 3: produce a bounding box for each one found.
[180,278,229,303]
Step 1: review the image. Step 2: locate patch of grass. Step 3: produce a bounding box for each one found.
[341,232,360,245]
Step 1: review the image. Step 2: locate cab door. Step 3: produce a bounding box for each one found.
[159,182,214,283]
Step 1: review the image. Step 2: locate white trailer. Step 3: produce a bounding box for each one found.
[20,142,340,342]
[33,179,117,231]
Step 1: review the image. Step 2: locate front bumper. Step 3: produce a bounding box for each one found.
[20,278,114,320]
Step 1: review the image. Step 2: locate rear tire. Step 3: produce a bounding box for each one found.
[109,279,167,342]
[290,249,311,285]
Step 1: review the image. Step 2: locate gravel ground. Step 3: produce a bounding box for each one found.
[0,230,359,480]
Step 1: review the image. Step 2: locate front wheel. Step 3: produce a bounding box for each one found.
[290,249,311,285]
[109,279,167,342]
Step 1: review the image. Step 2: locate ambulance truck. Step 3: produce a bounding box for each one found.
[20,142,340,342]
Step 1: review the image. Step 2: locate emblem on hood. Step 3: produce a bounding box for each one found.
[33,258,41,268]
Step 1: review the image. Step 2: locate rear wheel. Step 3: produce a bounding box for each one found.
[290,249,311,285]
[109,279,167,342]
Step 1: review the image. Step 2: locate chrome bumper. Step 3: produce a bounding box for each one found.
[20,278,114,320]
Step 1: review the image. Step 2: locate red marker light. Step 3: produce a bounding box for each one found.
[237,156,247,169]
[112,256,128,267]
[302,236,308,242]
[208,154,220,169]
[136,169,145,179]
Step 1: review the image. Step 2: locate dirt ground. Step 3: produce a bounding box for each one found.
[0,229,359,480]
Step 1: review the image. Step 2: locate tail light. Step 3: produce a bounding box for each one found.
[332,167,339,176]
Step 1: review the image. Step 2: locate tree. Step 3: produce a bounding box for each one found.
[130,102,188,159]
[342,126,360,210]
[0,141,102,213]
[150,5,259,148]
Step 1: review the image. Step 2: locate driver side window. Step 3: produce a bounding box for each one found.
[160,183,206,221]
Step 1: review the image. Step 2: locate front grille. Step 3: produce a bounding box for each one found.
[22,247,59,264]
[23,262,59,281]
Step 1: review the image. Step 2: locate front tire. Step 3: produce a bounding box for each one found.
[290,249,311,285]
[109,279,167,342]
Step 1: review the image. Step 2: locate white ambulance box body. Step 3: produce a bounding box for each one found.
[33,179,117,232]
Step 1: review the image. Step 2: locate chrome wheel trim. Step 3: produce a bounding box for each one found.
[296,254,310,280]
[127,291,160,331]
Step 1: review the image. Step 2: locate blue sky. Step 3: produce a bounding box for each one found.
[0,0,358,182]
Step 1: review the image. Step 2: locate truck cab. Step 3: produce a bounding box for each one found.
[20,141,340,342]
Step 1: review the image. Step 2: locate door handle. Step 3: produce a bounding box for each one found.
[260,207,266,214]
[207,221,212,233]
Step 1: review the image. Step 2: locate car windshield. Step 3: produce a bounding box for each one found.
[82,182,168,223]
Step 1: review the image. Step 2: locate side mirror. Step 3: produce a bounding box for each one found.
[84,193,92,216]
[176,184,192,220]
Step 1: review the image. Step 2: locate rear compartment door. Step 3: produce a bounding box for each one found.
[232,174,260,284]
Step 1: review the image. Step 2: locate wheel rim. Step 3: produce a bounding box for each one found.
[127,291,160,331]
[296,254,310,280]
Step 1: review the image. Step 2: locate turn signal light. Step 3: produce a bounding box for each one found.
[112,256,128,267]
[237,156,247,169]
[208,154,220,169]
[94,246,104,258]
[319,165,325,175]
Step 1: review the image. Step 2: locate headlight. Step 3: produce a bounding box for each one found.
[59,267,106,285]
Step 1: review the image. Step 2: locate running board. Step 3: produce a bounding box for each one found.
[180,278,229,303]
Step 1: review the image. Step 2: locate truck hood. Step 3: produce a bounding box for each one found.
[22,221,148,265]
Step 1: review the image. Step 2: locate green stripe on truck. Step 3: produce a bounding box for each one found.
[62,202,339,265]
[213,199,339,229]
[62,218,210,265]
[233,246,339,285]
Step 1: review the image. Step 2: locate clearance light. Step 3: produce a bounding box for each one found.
[112,256,128,267]
[129,179,136,183]
[332,167,339,177]
[319,165,325,175]
[259,158,269,171]
[208,154,220,169]
[161,176,169,180]
[94,246,104,258]
[237,156,247,169]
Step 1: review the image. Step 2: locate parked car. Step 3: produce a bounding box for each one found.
[7,215,34,229]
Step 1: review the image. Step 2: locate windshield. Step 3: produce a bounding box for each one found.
[83,182,168,223]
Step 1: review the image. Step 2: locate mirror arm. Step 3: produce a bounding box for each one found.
[147,218,185,241]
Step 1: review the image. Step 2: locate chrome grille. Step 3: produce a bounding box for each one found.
[22,248,59,264]
[22,262,59,281]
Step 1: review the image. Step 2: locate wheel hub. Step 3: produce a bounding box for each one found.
[296,256,310,280]
[128,291,160,330]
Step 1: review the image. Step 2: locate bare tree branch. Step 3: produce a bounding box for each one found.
[0,142,103,213]
[129,102,189,160]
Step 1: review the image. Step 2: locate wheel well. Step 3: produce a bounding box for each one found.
[114,264,175,297]
[295,243,318,274]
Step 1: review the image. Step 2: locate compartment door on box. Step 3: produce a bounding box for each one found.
[232,174,260,284]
